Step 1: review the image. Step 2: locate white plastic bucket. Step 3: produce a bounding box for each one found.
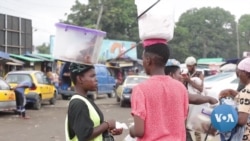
[135,0,175,41]
[53,23,106,64]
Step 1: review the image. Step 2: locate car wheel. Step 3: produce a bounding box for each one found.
[108,90,116,98]
[62,95,69,100]
[33,95,42,110]
[120,99,126,107]
[49,92,57,105]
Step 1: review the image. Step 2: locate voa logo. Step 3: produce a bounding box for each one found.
[215,113,235,123]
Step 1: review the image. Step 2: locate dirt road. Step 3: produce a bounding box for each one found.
[0,97,131,141]
[0,97,220,141]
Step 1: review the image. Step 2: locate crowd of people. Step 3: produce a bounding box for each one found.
[62,39,250,141]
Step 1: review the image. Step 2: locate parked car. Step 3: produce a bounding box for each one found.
[180,63,218,77]
[5,71,57,110]
[204,71,238,100]
[0,78,16,112]
[59,64,116,100]
[116,75,148,107]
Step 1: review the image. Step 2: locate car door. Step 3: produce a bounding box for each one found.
[34,72,49,99]
[105,68,115,92]
[95,66,107,93]
[0,79,16,110]
[42,74,54,99]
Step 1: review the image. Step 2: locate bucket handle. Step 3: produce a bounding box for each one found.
[136,0,161,20]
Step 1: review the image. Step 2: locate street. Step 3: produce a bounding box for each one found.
[0,96,220,141]
[0,96,131,141]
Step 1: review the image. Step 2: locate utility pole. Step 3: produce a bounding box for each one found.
[236,22,240,58]
[96,0,104,29]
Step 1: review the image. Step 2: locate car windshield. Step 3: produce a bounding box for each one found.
[5,74,32,83]
[204,72,234,82]
[125,77,147,85]
[0,79,10,90]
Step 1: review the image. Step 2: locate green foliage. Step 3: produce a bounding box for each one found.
[36,43,50,54]
[65,0,139,41]
[169,7,237,61]
[65,2,242,61]
[238,14,250,54]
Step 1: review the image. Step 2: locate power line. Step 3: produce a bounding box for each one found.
[5,0,70,9]
[0,6,58,34]
[0,5,59,23]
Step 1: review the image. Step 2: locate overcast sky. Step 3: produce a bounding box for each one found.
[0,0,250,46]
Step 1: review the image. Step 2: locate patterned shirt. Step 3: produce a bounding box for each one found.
[131,76,189,141]
[236,84,250,141]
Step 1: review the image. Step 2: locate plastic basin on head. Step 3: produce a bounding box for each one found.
[53,23,107,64]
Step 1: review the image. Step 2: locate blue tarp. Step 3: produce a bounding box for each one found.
[0,51,10,60]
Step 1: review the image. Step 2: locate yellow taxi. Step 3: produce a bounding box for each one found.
[0,78,16,111]
[5,71,57,110]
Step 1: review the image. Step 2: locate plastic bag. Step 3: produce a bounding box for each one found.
[124,135,137,141]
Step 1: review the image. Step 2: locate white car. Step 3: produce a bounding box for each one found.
[204,72,239,100]
[116,75,148,107]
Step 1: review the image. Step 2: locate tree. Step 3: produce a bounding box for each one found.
[238,14,250,54]
[169,7,237,61]
[36,43,50,54]
[64,0,139,41]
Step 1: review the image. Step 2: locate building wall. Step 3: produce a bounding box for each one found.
[0,13,33,54]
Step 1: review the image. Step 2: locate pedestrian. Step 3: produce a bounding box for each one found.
[46,67,53,82]
[183,56,204,94]
[165,59,218,105]
[183,56,205,141]
[219,57,250,140]
[165,59,218,141]
[14,79,33,119]
[65,63,123,141]
[60,62,72,91]
[129,43,189,140]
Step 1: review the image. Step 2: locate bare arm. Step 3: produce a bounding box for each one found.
[129,115,144,138]
[189,94,218,105]
[88,122,110,140]
[238,112,249,126]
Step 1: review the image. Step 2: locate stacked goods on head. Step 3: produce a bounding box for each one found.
[135,0,175,41]
[53,23,106,65]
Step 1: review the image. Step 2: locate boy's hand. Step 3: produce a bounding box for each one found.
[208,97,218,105]
[110,128,123,135]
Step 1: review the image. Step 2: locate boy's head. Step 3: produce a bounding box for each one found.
[165,66,183,82]
[165,59,183,82]
[142,43,170,75]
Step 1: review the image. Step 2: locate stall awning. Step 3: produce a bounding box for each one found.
[6,57,25,66]
[24,54,53,62]
[35,53,54,61]
[10,54,43,62]
[197,58,225,64]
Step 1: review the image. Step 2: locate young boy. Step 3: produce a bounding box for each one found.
[165,59,218,105]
